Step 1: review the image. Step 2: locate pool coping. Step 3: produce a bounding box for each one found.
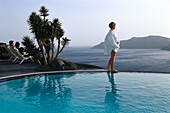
[0,69,170,82]
[0,69,108,82]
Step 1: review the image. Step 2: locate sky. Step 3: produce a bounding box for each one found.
[0,0,170,47]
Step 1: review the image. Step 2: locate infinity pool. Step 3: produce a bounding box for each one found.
[0,72,170,113]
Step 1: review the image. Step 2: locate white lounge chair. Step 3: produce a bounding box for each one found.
[0,45,18,62]
[10,46,34,64]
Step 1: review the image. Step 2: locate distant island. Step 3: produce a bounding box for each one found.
[92,35,170,49]
[161,42,170,51]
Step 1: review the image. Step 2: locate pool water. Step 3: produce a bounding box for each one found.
[0,72,170,113]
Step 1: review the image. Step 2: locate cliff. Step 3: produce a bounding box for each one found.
[92,35,170,49]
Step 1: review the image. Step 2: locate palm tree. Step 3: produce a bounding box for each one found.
[26,6,71,65]
[55,26,65,59]
[59,37,71,54]
[41,21,53,63]
[39,6,49,21]
[39,6,53,63]
[27,12,48,65]
[51,18,61,60]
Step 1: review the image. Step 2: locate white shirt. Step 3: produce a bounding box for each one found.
[104,30,119,55]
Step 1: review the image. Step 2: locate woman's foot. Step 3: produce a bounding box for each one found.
[106,67,111,71]
[111,69,118,73]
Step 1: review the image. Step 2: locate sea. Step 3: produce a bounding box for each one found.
[59,47,170,73]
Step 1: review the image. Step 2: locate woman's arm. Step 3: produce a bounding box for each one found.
[113,33,119,44]
[108,34,119,49]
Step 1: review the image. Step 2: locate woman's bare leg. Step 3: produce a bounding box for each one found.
[107,50,114,71]
[107,57,112,71]
[111,51,116,70]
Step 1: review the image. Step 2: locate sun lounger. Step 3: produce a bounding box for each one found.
[10,46,34,64]
[0,45,18,62]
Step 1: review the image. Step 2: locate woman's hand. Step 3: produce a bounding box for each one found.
[22,52,27,55]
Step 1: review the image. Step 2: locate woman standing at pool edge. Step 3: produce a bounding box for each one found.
[104,22,119,73]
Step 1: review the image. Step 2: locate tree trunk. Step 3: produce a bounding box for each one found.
[51,38,55,60]
[36,39,43,65]
[43,41,51,64]
[40,40,48,65]
[59,44,65,54]
[55,38,60,59]
[47,51,51,64]
[36,60,42,65]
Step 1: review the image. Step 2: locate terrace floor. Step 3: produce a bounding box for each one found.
[0,59,107,82]
[0,59,39,78]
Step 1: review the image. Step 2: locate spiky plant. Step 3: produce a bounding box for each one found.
[51,18,61,60]
[59,37,71,54]
[55,27,65,59]
[22,36,42,65]
[39,6,49,21]
[26,6,71,65]
[27,12,48,65]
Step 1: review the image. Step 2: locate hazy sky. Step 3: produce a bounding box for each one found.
[0,0,170,46]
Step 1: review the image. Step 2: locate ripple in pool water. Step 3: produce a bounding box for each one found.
[0,72,170,113]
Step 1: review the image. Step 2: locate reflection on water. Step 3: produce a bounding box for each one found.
[105,72,120,113]
[3,74,75,112]
[24,74,75,111]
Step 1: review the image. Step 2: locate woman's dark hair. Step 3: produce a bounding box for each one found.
[15,42,20,48]
[109,22,116,29]
[9,40,14,46]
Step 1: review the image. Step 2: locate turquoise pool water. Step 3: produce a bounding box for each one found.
[0,72,170,113]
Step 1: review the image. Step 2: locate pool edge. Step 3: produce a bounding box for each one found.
[0,69,170,82]
[0,69,108,82]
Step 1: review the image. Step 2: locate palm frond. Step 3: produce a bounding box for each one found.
[39,6,49,17]
[61,37,71,46]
